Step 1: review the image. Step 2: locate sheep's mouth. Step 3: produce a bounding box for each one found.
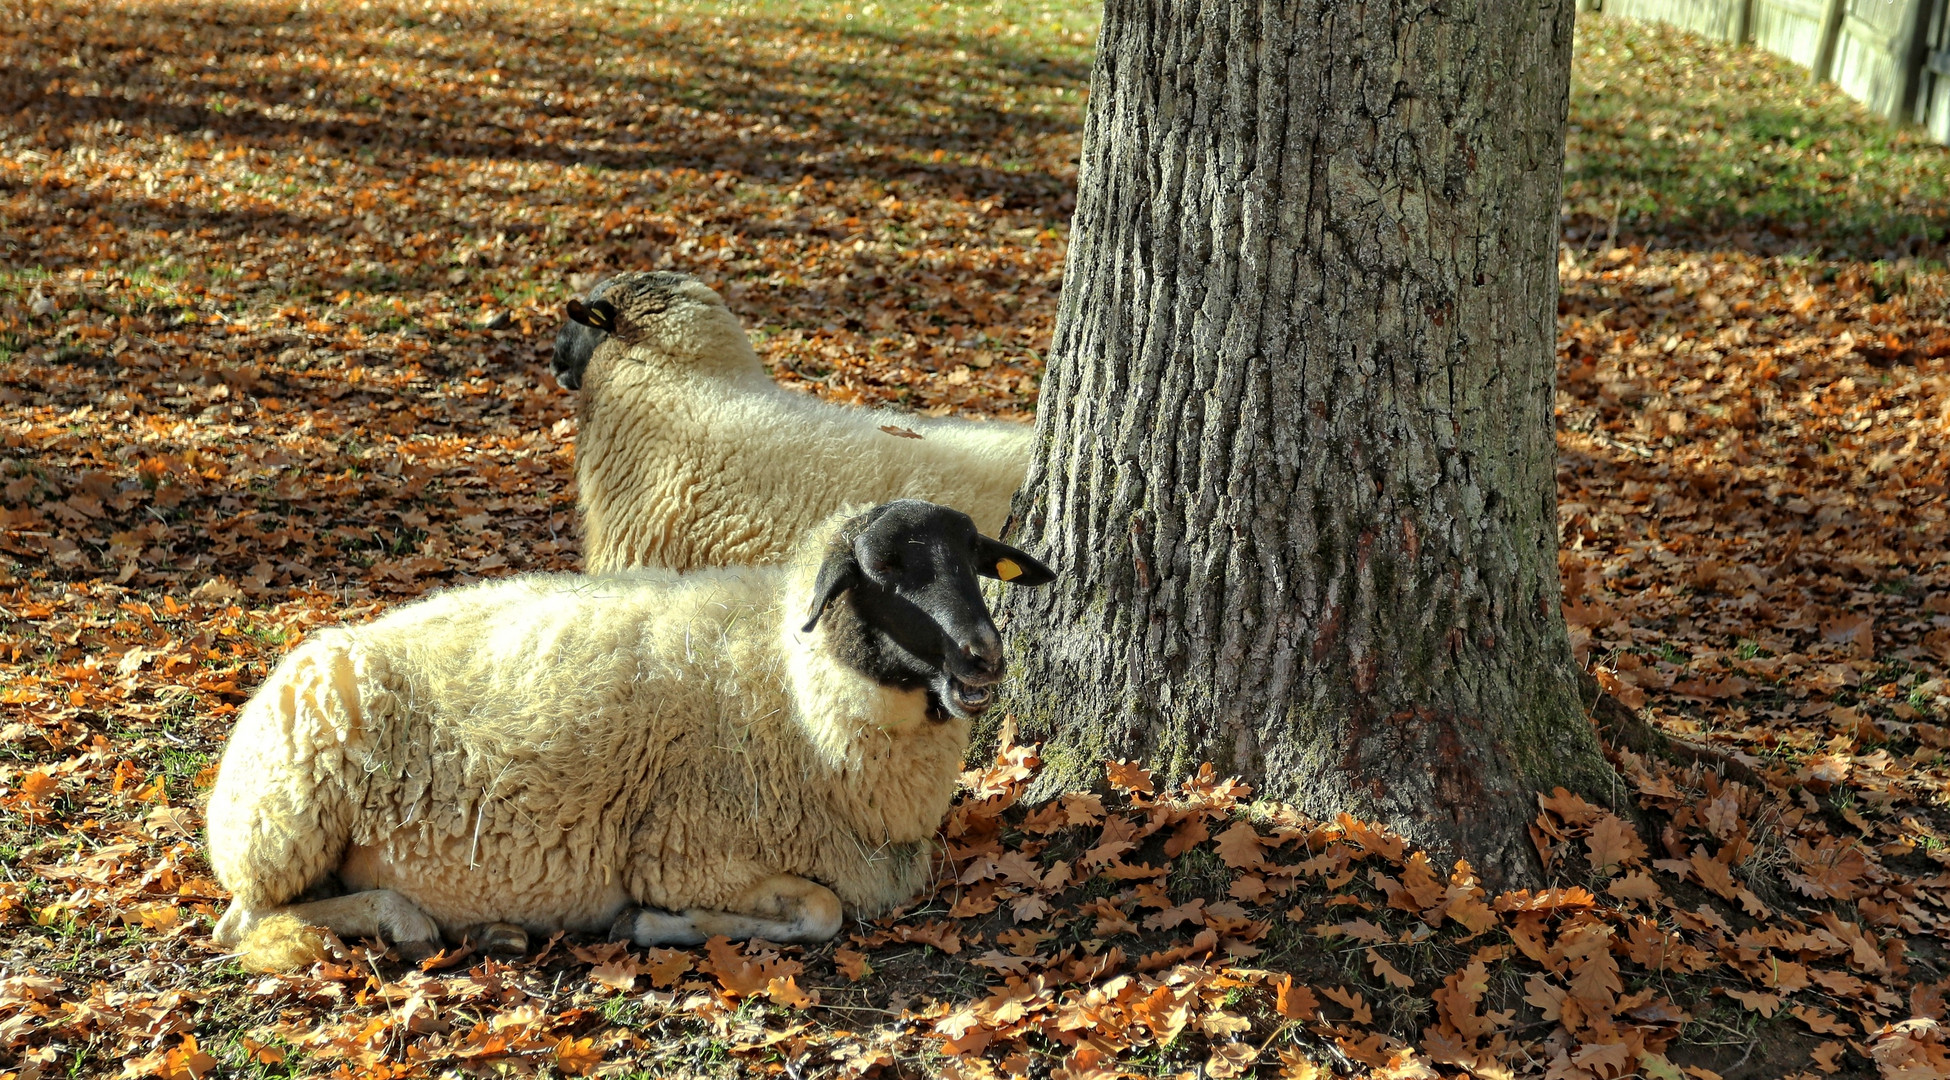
[926,677,994,722]
[950,678,993,713]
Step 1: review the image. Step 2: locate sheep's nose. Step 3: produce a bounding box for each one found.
[961,633,1003,673]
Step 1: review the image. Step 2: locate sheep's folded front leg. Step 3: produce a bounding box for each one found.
[611,874,843,946]
[214,889,444,968]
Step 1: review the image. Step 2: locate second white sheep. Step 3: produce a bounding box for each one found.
[556,272,1032,572]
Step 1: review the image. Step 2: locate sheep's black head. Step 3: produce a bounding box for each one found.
[550,274,628,391]
[557,271,732,389]
[804,500,1055,722]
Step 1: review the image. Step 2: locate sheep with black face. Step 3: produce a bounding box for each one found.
[553,271,1032,572]
[550,274,629,392]
[205,499,1054,970]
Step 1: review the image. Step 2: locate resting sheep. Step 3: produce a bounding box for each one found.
[554,271,1033,572]
[205,499,1055,970]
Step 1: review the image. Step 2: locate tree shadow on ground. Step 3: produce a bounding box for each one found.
[1565,16,1950,262]
[4,0,1084,208]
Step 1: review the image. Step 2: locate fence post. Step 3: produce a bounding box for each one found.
[1891,0,1936,121]
[1811,0,1848,83]
[1733,0,1754,44]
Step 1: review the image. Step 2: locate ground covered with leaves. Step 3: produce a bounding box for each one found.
[2,4,1948,1078]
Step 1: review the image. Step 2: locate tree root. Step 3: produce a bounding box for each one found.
[1578,671,1768,791]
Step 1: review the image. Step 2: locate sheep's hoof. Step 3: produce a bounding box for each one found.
[465,922,529,957]
[393,938,442,964]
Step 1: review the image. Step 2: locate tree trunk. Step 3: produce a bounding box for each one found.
[993,0,1611,889]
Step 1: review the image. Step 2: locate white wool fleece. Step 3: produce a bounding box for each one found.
[203,510,967,940]
[574,282,1030,572]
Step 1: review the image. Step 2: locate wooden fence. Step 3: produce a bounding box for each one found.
[1588,0,1950,141]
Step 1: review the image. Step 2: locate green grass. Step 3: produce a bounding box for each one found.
[1567,15,1950,257]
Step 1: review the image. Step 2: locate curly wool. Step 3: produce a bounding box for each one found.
[204,510,967,960]
[573,281,1030,572]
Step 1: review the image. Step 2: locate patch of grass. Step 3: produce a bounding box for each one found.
[1568,15,1950,259]
[1165,844,1230,904]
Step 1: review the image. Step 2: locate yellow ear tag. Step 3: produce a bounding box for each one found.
[995,558,1022,581]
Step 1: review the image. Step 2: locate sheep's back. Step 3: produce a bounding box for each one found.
[578,364,1033,571]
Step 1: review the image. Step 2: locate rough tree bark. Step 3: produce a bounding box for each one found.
[992,0,1613,888]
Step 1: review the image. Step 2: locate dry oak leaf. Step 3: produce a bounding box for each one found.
[1670,674,1753,699]
[1316,918,1392,944]
[1204,1040,1260,1079]
[1391,850,1448,914]
[1083,814,1141,867]
[1820,613,1875,658]
[1810,1040,1846,1074]
[554,1036,603,1077]
[1430,959,1514,1043]
[834,948,872,982]
[1792,1005,1855,1036]
[703,938,804,997]
[976,975,1049,1026]
[1688,851,1742,901]
[1912,978,1950,1022]
[1607,870,1663,904]
[1808,968,1869,998]
[1699,791,1742,840]
[1724,988,1783,1017]
[1081,897,1137,937]
[1524,975,1569,1023]
[1010,892,1052,923]
[1137,928,1219,971]
[120,1034,218,1080]
[1230,874,1273,904]
[1586,812,1649,870]
[1199,1010,1253,1038]
[1105,759,1154,796]
[1143,898,1205,932]
[1321,985,1373,1025]
[1212,820,1268,870]
[1788,837,1872,900]
[1274,975,1319,1020]
[1336,813,1406,863]
[642,947,694,989]
[237,1038,285,1066]
[1366,948,1415,990]
[1869,1018,1950,1080]
[1163,815,1210,857]
[996,928,1055,957]
[859,920,963,954]
[1494,886,1597,912]
[1277,1047,1332,1079]
[1538,787,1603,827]
[1373,1050,1441,1079]
[765,975,817,1008]
[588,957,640,994]
[1441,874,1498,938]
[950,885,1001,918]
[11,769,58,807]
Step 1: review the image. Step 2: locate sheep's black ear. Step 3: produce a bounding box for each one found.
[802,548,860,632]
[566,298,617,332]
[974,536,1054,586]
